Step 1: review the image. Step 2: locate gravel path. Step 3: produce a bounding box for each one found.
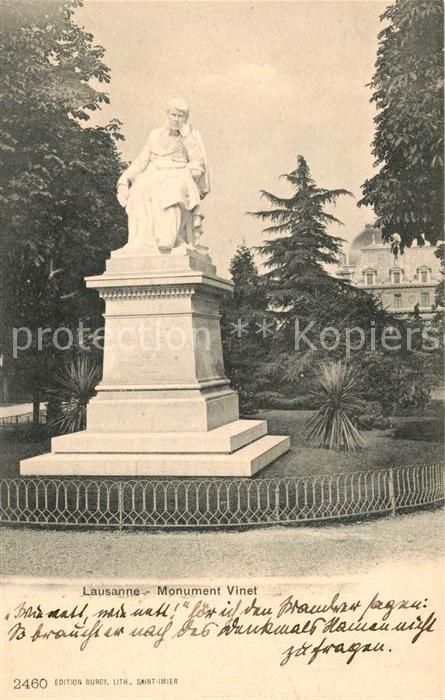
[2,508,443,579]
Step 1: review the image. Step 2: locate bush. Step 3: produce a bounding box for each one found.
[395,399,444,419]
[0,422,49,442]
[305,361,365,451]
[392,419,444,442]
[352,350,437,417]
[255,392,319,410]
[46,355,101,433]
[352,401,391,431]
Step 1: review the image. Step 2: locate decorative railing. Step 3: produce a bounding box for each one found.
[0,463,443,530]
[0,409,47,429]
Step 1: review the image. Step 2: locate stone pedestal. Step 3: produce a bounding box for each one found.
[20,248,289,477]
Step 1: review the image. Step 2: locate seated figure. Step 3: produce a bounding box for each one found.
[116,98,210,254]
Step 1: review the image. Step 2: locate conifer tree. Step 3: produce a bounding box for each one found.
[251,155,352,348]
[221,245,270,412]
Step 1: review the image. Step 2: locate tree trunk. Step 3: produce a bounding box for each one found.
[32,388,40,426]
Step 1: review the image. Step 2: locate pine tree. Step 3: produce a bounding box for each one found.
[221,245,270,412]
[229,245,268,311]
[249,155,394,405]
[251,155,352,348]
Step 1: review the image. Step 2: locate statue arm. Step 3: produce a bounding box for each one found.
[116,136,152,207]
[117,137,152,187]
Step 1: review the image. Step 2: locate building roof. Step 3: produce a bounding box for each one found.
[348,224,383,266]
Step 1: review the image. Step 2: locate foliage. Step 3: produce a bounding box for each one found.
[255,392,319,411]
[305,361,366,451]
[351,349,436,416]
[221,245,271,412]
[392,418,444,442]
[431,242,444,334]
[228,244,268,310]
[351,401,391,431]
[359,0,444,249]
[46,354,101,433]
[250,154,389,362]
[245,154,439,415]
[261,410,443,478]
[0,0,126,413]
[250,155,353,347]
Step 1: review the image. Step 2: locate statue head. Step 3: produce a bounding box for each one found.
[166,98,189,131]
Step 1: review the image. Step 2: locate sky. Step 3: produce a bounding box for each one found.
[76,0,388,275]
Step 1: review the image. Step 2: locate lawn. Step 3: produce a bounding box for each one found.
[1,412,442,529]
[0,429,50,478]
[250,410,444,478]
[0,410,443,481]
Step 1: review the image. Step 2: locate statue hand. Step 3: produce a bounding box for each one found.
[116,182,129,207]
[190,165,203,181]
[179,123,191,139]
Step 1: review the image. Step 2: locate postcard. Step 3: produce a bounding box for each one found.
[1,1,443,698]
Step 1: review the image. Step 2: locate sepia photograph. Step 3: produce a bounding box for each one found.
[0,1,444,698]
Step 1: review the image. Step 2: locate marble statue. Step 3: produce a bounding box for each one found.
[22,100,290,478]
[116,98,210,254]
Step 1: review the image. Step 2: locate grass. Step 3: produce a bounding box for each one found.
[0,412,442,529]
[0,427,50,478]
[251,410,444,478]
[0,410,443,481]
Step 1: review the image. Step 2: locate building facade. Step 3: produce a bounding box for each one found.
[337,225,442,320]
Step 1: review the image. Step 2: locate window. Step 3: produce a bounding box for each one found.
[393,271,401,284]
[364,269,377,286]
[420,292,430,307]
[420,270,429,283]
[394,294,402,309]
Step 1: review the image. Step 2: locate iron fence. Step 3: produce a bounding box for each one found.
[0,409,47,430]
[0,462,443,529]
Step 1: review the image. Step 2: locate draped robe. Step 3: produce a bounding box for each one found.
[118,125,210,252]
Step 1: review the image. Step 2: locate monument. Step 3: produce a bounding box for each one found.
[21,99,290,477]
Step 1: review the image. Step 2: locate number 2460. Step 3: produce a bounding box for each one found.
[13,679,48,690]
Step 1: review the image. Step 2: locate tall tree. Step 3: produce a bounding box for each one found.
[221,245,270,412]
[251,155,353,348]
[229,244,268,311]
[359,0,444,250]
[0,0,127,417]
[249,156,395,405]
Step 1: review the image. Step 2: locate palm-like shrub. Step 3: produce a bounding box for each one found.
[305,361,365,451]
[47,355,101,434]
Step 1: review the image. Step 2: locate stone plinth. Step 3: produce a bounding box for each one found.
[20,249,289,477]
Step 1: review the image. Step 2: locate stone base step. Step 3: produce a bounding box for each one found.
[51,420,267,454]
[106,248,217,276]
[20,435,290,477]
